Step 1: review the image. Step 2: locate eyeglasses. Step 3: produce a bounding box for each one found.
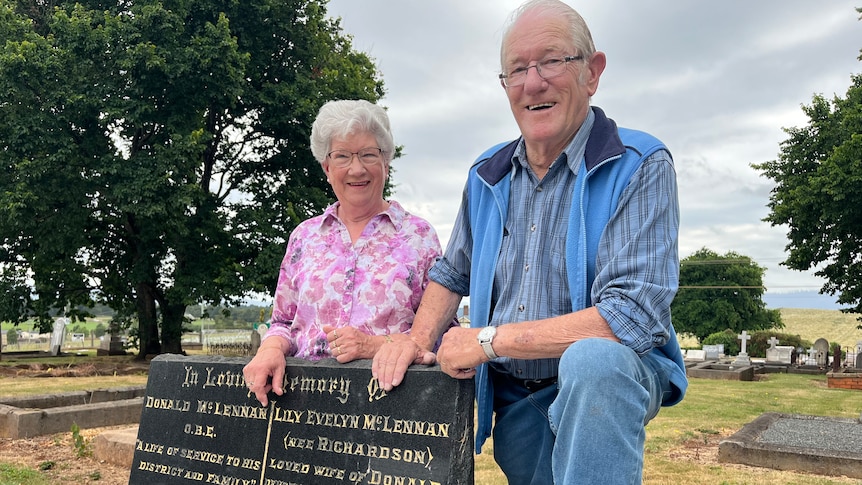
[326,147,385,168]
[498,55,583,87]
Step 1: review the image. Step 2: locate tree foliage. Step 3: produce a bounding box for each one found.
[753,14,862,319]
[0,0,384,357]
[672,248,783,343]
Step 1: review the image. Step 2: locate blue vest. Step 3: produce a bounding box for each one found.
[466,107,687,452]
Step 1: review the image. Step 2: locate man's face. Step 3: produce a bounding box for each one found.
[501,12,604,155]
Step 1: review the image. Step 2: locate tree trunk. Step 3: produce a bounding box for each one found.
[135,282,161,360]
[160,302,185,354]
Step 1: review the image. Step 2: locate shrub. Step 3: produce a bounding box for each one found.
[702,329,812,358]
[702,329,740,356]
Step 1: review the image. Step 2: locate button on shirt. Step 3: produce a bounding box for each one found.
[488,112,594,379]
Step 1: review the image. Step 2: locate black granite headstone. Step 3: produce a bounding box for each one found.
[131,354,474,485]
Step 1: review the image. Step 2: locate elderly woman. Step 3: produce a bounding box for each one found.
[243,99,443,406]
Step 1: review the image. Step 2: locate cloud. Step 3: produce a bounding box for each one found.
[326,0,861,307]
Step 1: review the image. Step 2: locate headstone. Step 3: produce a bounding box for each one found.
[814,338,829,367]
[856,352,862,370]
[767,346,794,365]
[765,337,786,364]
[703,345,721,361]
[686,349,706,362]
[806,347,818,366]
[49,318,67,356]
[131,355,474,485]
[250,330,261,355]
[734,330,751,366]
[765,347,780,363]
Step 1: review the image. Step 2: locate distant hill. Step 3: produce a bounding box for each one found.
[780,308,861,349]
[763,291,844,310]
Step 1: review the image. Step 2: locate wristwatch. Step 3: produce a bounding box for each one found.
[477,326,498,360]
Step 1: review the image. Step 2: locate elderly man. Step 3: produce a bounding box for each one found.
[373,1,687,483]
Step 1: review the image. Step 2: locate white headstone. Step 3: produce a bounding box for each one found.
[703,345,721,360]
[733,331,751,365]
[813,338,829,366]
[776,346,793,364]
[738,331,751,355]
[686,349,707,362]
[767,336,779,349]
[50,318,67,356]
[806,347,818,366]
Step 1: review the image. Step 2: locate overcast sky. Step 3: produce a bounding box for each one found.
[324,1,861,309]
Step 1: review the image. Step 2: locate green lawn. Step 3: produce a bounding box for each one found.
[2,308,862,484]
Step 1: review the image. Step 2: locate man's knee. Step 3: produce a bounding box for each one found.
[559,338,641,386]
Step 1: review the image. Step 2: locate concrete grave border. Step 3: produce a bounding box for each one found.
[718,412,862,479]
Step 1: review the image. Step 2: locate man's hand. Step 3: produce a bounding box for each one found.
[372,339,436,391]
[435,326,485,379]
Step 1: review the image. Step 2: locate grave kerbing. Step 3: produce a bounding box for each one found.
[131,354,474,485]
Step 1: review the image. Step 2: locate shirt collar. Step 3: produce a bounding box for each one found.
[511,108,596,176]
[319,200,404,231]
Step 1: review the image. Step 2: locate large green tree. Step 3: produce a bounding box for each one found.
[0,0,383,357]
[671,248,782,343]
[753,57,862,318]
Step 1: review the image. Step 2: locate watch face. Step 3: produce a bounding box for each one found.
[479,326,495,341]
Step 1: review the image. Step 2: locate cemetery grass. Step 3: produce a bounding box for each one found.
[1,367,860,484]
[3,303,862,485]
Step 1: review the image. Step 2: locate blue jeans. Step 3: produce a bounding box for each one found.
[491,338,671,484]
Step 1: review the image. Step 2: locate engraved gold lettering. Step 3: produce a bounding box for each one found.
[135,440,164,455]
[282,432,315,450]
[195,400,268,420]
[267,458,310,474]
[272,407,304,423]
[264,479,300,485]
[315,437,433,466]
[145,396,191,412]
[362,414,450,438]
[205,472,257,484]
[137,460,184,477]
[304,410,360,429]
[223,455,261,471]
[177,447,225,464]
[182,366,199,388]
[367,470,441,485]
[367,377,388,401]
[312,465,345,479]
[202,367,247,389]
[182,423,217,439]
[286,375,351,403]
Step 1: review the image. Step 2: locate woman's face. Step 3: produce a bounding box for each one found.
[323,131,388,213]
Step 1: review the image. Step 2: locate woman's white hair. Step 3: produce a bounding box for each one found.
[310,99,395,165]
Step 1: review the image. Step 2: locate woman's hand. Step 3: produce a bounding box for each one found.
[324,324,382,362]
[242,339,289,406]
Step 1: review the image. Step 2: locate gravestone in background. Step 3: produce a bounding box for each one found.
[49,318,66,356]
[772,346,794,365]
[703,345,721,361]
[733,331,751,366]
[814,338,829,367]
[685,349,706,362]
[131,354,474,485]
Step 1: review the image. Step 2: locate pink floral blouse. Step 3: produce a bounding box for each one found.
[263,200,442,360]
